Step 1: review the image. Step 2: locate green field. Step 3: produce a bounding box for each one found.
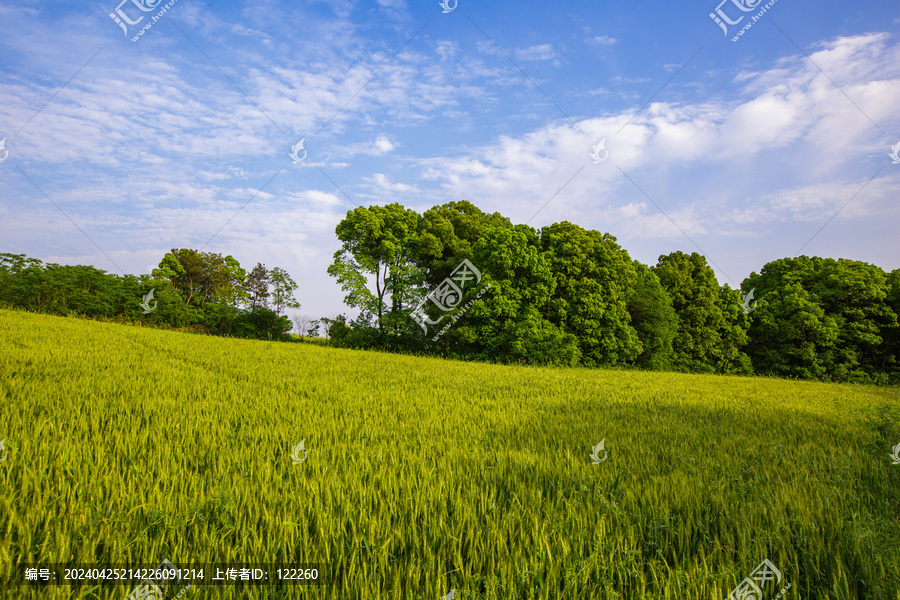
[1,309,899,599]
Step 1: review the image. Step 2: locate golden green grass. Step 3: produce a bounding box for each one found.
[0,308,898,599]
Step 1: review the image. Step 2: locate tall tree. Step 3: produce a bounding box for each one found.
[742,281,839,379]
[716,284,753,374]
[152,249,247,309]
[540,222,641,367]
[203,253,247,307]
[880,269,900,379]
[269,267,301,315]
[154,248,205,307]
[245,263,270,310]
[0,253,48,311]
[653,251,750,374]
[459,225,581,366]
[744,257,897,382]
[417,200,513,286]
[626,261,678,370]
[327,203,423,335]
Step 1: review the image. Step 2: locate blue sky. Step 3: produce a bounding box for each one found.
[1,0,898,321]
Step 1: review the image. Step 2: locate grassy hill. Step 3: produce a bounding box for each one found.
[0,309,898,599]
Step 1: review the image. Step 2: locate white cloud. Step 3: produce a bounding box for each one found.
[516,44,556,62]
[2,5,897,316]
[374,135,395,153]
[434,40,458,61]
[588,36,617,45]
[363,173,419,193]
[0,4,39,16]
[419,32,900,242]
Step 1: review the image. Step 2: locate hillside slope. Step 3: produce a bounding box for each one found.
[0,309,898,599]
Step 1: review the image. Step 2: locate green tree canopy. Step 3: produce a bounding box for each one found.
[540,221,640,367]
[744,256,898,382]
[653,251,750,374]
[327,203,424,335]
[417,200,512,286]
[460,225,580,366]
[626,261,678,370]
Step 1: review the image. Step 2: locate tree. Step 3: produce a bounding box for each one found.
[308,319,321,338]
[326,314,352,345]
[151,249,246,309]
[318,316,335,340]
[0,253,47,311]
[154,249,203,307]
[204,254,247,307]
[245,263,270,310]
[653,251,750,374]
[416,200,513,286]
[459,225,581,366]
[743,282,839,379]
[269,267,301,315]
[716,284,753,375]
[743,256,897,382]
[626,261,678,370]
[233,307,291,341]
[291,313,314,337]
[879,269,900,381]
[540,222,641,367]
[327,203,423,336]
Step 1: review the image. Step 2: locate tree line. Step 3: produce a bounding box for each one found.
[0,249,301,341]
[325,201,899,384]
[1,200,897,383]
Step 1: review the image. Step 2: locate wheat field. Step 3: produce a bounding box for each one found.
[0,308,898,599]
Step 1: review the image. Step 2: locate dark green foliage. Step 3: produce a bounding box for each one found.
[417,200,513,286]
[232,308,292,341]
[626,262,678,370]
[326,315,353,346]
[744,257,898,383]
[881,269,900,378]
[460,225,580,366]
[0,252,298,343]
[245,262,271,310]
[3,198,897,384]
[321,204,896,382]
[0,254,127,318]
[652,251,752,374]
[743,282,839,379]
[715,284,753,375]
[153,248,247,309]
[541,222,640,367]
